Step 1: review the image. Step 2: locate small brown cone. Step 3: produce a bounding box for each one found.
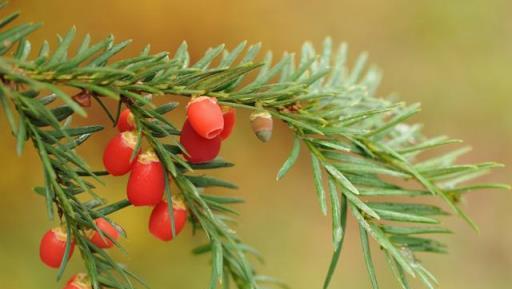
[72,91,92,107]
[250,111,273,142]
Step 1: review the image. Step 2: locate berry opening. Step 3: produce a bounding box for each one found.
[207,128,223,139]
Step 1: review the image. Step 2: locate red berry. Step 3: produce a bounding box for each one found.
[180,119,221,163]
[117,108,135,132]
[89,218,120,249]
[40,227,75,269]
[186,96,224,139]
[103,131,139,176]
[219,107,236,140]
[127,150,166,206]
[64,273,91,289]
[149,200,187,241]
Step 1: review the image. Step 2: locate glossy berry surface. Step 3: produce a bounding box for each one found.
[149,200,187,241]
[117,108,135,132]
[103,132,138,176]
[64,273,91,289]
[180,119,221,163]
[89,218,120,249]
[40,227,75,268]
[186,96,224,139]
[219,107,236,140]
[127,151,166,206]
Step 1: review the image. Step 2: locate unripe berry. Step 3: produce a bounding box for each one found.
[127,150,166,206]
[250,111,273,142]
[103,131,139,176]
[39,227,75,269]
[72,91,92,108]
[149,200,187,241]
[186,96,224,139]
[180,119,221,163]
[64,273,91,289]
[89,218,120,249]
[117,108,135,132]
[219,107,236,140]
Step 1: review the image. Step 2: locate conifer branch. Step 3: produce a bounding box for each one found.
[0,3,508,289]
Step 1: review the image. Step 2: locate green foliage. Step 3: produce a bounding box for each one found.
[0,3,508,289]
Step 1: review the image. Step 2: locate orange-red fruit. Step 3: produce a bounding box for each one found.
[186,96,224,139]
[40,227,75,269]
[180,119,221,163]
[219,107,236,140]
[103,131,139,176]
[64,273,91,289]
[149,200,187,241]
[89,218,120,249]
[127,150,166,206]
[117,108,135,132]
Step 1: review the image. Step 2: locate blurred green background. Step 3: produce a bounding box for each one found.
[0,0,511,288]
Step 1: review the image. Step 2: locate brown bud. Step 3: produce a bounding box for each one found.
[143,93,153,101]
[72,90,92,107]
[250,111,273,142]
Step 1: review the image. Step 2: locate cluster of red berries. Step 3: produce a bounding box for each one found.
[181,96,236,163]
[39,96,238,287]
[39,218,121,269]
[102,108,189,240]
[39,218,120,289]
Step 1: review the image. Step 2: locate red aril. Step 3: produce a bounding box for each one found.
[64,273,91,289]
[180,119,221,163]
[149,200,187,241]
[89,218,120,249]
[39,227,75,268]
[186,96,224,139]
[127,150,166,206]
[117,108,135,132]
[103,131,139,176]
[219,107,236,140]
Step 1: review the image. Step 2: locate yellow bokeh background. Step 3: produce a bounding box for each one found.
[0,1,511,288]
